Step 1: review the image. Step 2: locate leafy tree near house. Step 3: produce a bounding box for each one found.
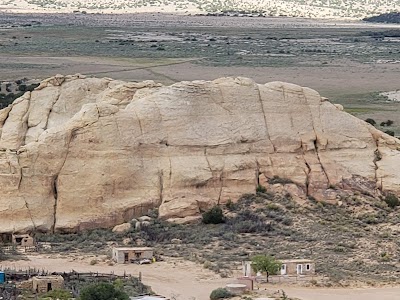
[251,255,282,282]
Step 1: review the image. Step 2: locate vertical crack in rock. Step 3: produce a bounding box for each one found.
[50,130,73,232]
[43,89,61,132]
[217,170,224,205]
[23,197,37,231]
[303,88,330,187]
[133,109,144,136]
[373,138,383,191]
[256,84,276,152]
[204,148,213,175]
[158,170,164,205]
[255,159,260,188]
[51,175,59,233]
[0,107,12,141]
[300,141,312,196]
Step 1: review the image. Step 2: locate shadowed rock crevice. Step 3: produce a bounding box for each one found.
[51,175,59,233]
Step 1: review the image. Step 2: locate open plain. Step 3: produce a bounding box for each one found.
[1,13,400,134]
[1,11,400,300]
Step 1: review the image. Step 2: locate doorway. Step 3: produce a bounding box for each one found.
[296,264,302,275]
[47,283,52,292]
[124,253,129,263]
[281,264,287,275]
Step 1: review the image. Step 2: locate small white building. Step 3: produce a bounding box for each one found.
[112,247,154,264]
[242,259,315,277]
[280,259,315,276]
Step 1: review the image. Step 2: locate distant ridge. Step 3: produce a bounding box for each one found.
[0,0,400,19]
[364,12,400,24]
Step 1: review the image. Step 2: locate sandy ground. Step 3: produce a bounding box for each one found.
[0,255,230,300]
[1,55,399,100]
[1,255,400,300]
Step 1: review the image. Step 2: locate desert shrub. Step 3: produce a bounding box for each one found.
[209,288,233,300]
[79,282,129,300]
[225,199,236,211]
[203,206,225,224]
[39,289,72,300]
[384,130,395,137]
[256,184,267,193]
[384,194,400,208]
[266,203,282,211]
[365,118,376,126]
[229,210,272,233]
[268,176,293,185]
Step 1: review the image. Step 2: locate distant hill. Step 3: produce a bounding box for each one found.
[1,0,400,19]
[364,12,400,23]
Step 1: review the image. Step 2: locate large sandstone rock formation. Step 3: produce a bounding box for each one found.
[0,74,399,233]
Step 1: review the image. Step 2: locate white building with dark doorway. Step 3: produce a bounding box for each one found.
[280,259,315,276]
[112,247,154,264]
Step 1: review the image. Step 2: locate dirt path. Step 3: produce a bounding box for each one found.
[280,286,400,300]
[0,255,229,300]
[2,255,400,300]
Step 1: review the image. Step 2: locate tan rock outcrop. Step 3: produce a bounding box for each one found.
[0,74,399,233]
[112,223,131,233]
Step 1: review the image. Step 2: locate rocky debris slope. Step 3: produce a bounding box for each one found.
[0,74,399,233]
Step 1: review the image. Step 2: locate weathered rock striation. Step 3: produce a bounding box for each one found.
[0,74,399,233]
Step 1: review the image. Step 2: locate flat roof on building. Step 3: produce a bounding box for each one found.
[33,275,63,280]
[281,259,314,263]
[113,247,153,251]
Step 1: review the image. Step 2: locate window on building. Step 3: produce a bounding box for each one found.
[306,264,310,270]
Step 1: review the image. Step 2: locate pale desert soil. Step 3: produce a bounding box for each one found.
[1,55,398,99]
[0,254,230,300]
[1,255,400,300]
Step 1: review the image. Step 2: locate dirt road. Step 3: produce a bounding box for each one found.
[0,255,229,300]
[1,255,400,300]
[282,286,400,300]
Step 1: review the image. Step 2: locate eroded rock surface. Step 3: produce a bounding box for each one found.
[0,74,399,233]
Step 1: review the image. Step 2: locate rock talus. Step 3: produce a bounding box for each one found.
[0,74,399,233]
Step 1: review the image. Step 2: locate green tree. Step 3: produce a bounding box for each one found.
[251,255,282,282]
[202,206,225,224]
[79,282,129,300]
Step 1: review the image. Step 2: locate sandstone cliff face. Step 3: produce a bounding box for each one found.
[0,74,399,233]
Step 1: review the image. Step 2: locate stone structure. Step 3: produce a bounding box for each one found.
[32,276,64,293]
[0,74,399,233]
[12,234,34,247]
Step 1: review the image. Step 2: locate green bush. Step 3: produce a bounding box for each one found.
[365,118,376,126]
[209,288,233,300]
[384,130,395,137]
[79,282,129,300]
[225,199,236,211]
[202,206,225,224]
[384,194,400,208]
[256,184,266,193]
[268,176,293,185]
